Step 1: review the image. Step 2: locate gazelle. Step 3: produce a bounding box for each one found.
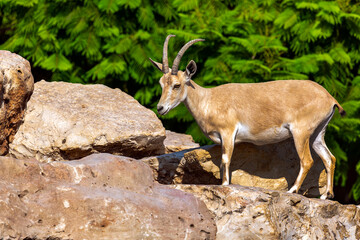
[149,35,345,200]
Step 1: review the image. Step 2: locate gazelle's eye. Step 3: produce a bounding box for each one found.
[173,84,181,89]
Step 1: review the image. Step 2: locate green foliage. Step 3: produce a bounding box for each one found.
[1,0,360,203]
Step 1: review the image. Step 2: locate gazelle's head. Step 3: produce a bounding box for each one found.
[149,35,204,115]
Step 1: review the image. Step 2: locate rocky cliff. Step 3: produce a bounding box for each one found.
[0,51,359,240]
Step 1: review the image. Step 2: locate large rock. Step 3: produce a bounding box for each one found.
[164,130,199,153]
[142,139,327,197]
[9,80,166,162]
[0,154,216,239]
[0,51,34,155]
[174,184,360,240]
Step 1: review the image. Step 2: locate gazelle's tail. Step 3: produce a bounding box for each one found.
[335,102,346,117]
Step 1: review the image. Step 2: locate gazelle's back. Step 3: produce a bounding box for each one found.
[210,80,336,118]
[211,80,334,108]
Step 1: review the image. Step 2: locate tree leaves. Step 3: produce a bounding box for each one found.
[173,0,198,12]
[97,0,121,13]
[40,53,72,71]
[274,8,298,29]
[329,44,351,64]
[87,55,126,81]
[117,0,141,9]
[295,2,319,11]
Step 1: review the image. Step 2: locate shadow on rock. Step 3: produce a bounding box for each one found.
[142,138,326,197]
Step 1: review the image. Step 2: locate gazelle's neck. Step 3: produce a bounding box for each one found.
[183,80,210,123]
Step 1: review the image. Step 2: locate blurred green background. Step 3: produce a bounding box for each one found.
[0,0,359,203]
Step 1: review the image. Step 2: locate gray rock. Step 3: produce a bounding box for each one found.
[174,184,360,240]
[0,50,34,155]
[0,154,216,239]
[9,80,166,161]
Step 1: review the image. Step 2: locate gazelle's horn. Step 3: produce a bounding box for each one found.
[162,35,175,73]
[171,38,205,75]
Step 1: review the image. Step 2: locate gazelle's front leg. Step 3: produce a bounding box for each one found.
[288,129,313,194]
[220,133,235,185]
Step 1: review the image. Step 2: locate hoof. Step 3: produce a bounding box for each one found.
[287,186,298,194]
[320,192,334,200]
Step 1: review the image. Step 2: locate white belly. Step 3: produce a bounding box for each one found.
[206,123,291,145]
[235,123,291,145]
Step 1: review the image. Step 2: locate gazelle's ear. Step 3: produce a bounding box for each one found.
[149,58,163,72]
[185,60,197,81]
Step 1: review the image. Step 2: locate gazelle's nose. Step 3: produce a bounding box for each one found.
[157,105,164,113]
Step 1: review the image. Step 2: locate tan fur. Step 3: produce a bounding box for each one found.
[153,61,343,200]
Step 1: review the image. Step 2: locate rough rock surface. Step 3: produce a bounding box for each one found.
[142,139,327,197]
[174,184,360,240]
[164,130,199,153]
[0,154,216,239]
[9,80,166,161]
[0,50,34,155]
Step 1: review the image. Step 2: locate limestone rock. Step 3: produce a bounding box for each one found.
[174,184,360,240]
[142,139,327,197]
[164,130,199,153]
[0,154,216,239]
[9,80,166,161]
[0,50,34,155]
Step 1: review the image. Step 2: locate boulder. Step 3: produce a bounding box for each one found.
[0,154,216,239]
[174,184,360,240]
[142,139,327,197]
[9,80,166,162]
[0,50,34,155]
[164,130,199,153]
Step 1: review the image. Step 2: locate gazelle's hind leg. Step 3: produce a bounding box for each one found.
[313,135,336,199]
[288,129,314,194]
[312,109,336,200]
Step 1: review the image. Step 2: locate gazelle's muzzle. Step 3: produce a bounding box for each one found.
[157,105,168,115]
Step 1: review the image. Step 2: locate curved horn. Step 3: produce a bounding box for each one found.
[162,35,175,73]
[171,38,205,75]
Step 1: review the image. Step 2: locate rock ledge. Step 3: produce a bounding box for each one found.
[174,184,360,240]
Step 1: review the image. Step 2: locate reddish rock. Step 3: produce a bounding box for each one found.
[0,50,34,155]
[0,154,216,239]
